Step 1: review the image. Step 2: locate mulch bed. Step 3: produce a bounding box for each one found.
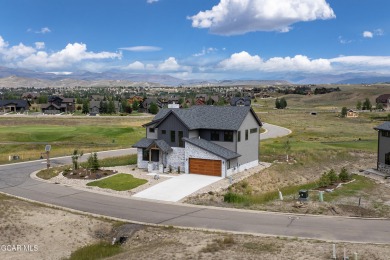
[63,168,116,180]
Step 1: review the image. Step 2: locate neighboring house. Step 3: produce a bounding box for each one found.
[346,109,358,118]
[374,122,390,175]
[41,96,75,114]
[132,106,262,177]
[376,94,390,110]
[89,100,120,114]
[0,100,30,113]
[140,98,162,113]
[21,92,40,103]
[128,96,144,105]
[230,97,251,106]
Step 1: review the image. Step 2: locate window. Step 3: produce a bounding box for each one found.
[245,129,248,140]
[162,130,166,134]
[178,131,184,147]
[149,128,155,133]
[382,131,390,137]
[224,131,233,142]
[227,160,231,169]
[170,131,175,143]
[250,128,257,134]
[211,130,220,141]
[142,149,149,161]
[386,152,390,165]
[238,131,241,142]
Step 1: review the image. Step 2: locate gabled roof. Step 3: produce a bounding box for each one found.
[148,106,262,131]
[376,94,390,103]
[0,100,30,108]
[375,122,390,131]
[183,137,241,160]
[132,138,172,153]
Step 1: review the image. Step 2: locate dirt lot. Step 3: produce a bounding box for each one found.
[185,152,390,218]
[1,192,390,260]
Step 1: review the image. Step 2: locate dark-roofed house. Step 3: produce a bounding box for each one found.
[230,97,251,106]
[0,100,30,113]
[41,96,75,114]
[133,106,262,177]
[374,122,390,175]
[376,94,390,110]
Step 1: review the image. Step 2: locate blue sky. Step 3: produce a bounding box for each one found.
[0,0,390,80]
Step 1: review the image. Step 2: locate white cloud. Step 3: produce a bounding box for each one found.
[0,35,121,70]
[219,51,331,72]
[193,47,218,57]
[28,27,51,34]
[35,42,45,49]
[330,56,390,67]
[158,57,181,71]
[119,46,162,52]
[363,29,385,39]
[363,31,373,38]
[189,0,335,35]
[124,61,145,70]
[147,0,159,3]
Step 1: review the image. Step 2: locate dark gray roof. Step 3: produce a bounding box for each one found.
[132,138,172,153]
[132,138,154,148]
[375,122,390,131]
[154,139,172,153]
[151,106,262,131]
[0,100,30,108]
[183,137,240,160]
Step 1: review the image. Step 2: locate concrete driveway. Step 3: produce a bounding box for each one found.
[133,174,222,202]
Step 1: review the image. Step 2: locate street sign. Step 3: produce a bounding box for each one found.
[45,145,51,152]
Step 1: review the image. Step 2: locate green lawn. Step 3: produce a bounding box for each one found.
[86,174,147,191]
[0,117,148,164]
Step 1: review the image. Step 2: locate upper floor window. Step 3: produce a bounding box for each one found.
[238,131,241,142]
[149,128,155,133]
[211,130,219,141]
[170,131,175,143]
[382,131,390,137]
[178,131,184,147]
[245,129,249,140]
[250,128,257,134]
[224,131,233,142]
[162,130,166,134]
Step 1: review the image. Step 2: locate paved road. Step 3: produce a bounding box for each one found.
[1,148,390,244]
[261,123,292,140]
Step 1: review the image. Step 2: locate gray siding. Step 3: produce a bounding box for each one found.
[378,131,390,164]
[146,126,158,139]
[157,113,189,147]
[236,112,260,165]
[199,129,236,151]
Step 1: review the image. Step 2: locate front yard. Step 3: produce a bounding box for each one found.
[87,174,147,191]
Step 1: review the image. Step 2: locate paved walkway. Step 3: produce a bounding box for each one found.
[133,174,223,202]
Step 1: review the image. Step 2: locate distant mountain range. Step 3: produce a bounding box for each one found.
[0,66,390,88]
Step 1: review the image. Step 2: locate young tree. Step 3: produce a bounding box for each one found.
[107,100,115,114]
[376,103,384,110]
[284,139,291,161]
[71,149,83,170]
[275,98,281,109]
[132,100,139,111]
[100,100,108,114]
[87,152,100,172]
[279,97,287,109]
[362,98,372,111]
[149,102,159,114]
[82,100,89,114]
[341,107,348,117]
[356,100,362,110]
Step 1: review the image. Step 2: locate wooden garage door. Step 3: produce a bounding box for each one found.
[189,158,221,176]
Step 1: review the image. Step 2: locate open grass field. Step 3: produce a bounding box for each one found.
[0,116,151,164]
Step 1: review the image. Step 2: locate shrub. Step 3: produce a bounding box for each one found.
[339,167,351,182]
[224,192,245,203]
[327,169,338,184]
[317,172,331,187]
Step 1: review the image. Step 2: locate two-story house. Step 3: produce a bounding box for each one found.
[374,121,390,175]
[133,106,262,177]
[376,94,390,110]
